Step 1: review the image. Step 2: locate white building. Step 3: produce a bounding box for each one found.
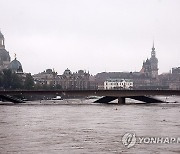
[104,79,133,90]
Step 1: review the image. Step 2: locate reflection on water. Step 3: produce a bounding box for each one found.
[0,97,180,154]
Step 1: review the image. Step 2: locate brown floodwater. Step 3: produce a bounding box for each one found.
[0,97,180,154]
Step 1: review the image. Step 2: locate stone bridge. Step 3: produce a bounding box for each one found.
[0,90,180,104]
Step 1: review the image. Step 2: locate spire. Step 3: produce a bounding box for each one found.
[0,29,4,38]
[151,41,156,57]
[152,40,155,50]
[14,53,17,60]
[0,30,5,49]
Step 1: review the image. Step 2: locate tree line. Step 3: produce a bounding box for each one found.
[0,69,62,90]
[0,69,34,90]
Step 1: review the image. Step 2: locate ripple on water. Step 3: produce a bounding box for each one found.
[0,99,180,153]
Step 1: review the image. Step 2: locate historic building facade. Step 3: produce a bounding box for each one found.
[0,31,11,70]
[33,68,97,90]
[150,43,158,78]
[140,43,158,79]
[96,43,160,90]
[158,67,180,90]
[95,71,154,90]
[33,69,58,85]
[58,69,95,90]
[0,31,23,73]
[172,67,180,74]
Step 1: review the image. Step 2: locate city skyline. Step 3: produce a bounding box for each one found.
[0,0,180,75]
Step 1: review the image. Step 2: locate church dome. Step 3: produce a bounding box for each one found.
[8,58,23,73]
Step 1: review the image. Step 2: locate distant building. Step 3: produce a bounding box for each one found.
[0,31,11,70]
[140,43,158,79]
[95,43,160,90]
[8,56,23,73]
[33,69,57,85]
[95,72,133,89]
[104,79,133,90]
[158,67,180,90]
[96,71,151,89]
[172,67,180,74]
[168,68,180,90]
[141,58,152,77]
[33,68,97,90]
[0,31,23,73]
[150,43,158,78]
[58,69,93,90]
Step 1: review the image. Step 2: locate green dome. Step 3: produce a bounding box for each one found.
[8,58,23,73]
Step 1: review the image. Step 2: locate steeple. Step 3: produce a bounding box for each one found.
[0,30,5,49]
[14,53,17,60]
[152,41,155,50]
[151,41,156,57]
[150,41,158,78]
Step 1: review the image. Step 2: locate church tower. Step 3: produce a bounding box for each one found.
[0,31,11,70]
[150,42,158,78]
[0,31,5,49]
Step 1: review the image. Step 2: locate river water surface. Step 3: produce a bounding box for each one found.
[0,97,180,154]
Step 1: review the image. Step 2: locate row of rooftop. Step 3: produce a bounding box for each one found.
[0,31,180,90]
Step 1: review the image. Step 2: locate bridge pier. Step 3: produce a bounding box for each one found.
[118,97,125,104]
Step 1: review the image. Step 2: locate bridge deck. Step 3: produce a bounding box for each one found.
[0,90,179,104]
[0,90,180,97]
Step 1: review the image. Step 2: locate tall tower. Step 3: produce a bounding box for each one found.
[0,31,11,70]
[150,42,158,78]
[0,31,5,49]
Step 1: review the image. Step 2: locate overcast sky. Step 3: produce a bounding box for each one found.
[0,0,180,75]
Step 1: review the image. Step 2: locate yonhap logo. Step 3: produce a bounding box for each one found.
[122,133,136,148]
[122,133,180,149]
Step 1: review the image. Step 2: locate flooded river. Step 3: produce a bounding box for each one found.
[0,97,180,154]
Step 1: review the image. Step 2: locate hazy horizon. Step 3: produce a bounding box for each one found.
[1,0,180,75]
